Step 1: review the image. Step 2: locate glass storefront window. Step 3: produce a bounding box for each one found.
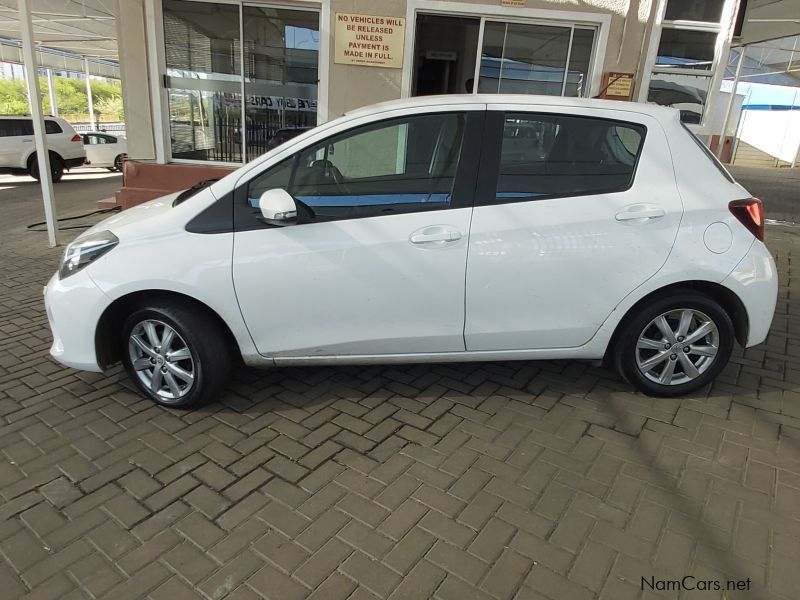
[243,6,319,161]
[163,0,319,164]
[164,0,242,162]
[477,21,595,96]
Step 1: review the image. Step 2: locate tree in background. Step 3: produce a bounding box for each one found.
[0,74,123,120]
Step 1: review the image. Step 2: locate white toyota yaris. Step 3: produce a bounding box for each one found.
[45,95,778,408]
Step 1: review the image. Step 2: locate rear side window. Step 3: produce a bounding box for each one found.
[680,122,735,183]
[0,119,34,137]
[492,113,646,203]
[45,120,63,134]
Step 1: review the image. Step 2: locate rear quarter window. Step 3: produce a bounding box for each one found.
[681,123,735,183]
[45,120,63,134]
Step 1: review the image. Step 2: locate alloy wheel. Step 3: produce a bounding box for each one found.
[635,308,719,386]
[127,319,195,402]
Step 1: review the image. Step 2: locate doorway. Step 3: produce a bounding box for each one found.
[412,13,597,98]
[412,14,480,96]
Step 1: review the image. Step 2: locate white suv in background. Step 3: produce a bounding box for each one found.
[0,116,86,182]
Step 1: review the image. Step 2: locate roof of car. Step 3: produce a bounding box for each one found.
[345,94,680,122]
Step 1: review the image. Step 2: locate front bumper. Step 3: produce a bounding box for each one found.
[44,269,111,372]
[721,240,778,347]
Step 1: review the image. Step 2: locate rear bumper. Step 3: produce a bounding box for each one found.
[721,240,778,347]
[64,156,86,169]
[45,270,110,372]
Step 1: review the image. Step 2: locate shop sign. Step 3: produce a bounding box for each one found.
[334,13,405,68]
[501,0,527,7]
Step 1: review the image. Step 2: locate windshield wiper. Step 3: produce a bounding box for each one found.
[173,178,221,206]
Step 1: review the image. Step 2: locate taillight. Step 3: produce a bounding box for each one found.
[71,134,82,142]
[729,198,764,241]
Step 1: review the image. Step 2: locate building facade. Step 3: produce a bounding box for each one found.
[116,0,742,205]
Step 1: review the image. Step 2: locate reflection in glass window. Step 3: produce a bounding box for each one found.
[494,113,645,203]
[647,73,711,124]
[655,29,717,70]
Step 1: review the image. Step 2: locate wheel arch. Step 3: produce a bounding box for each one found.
[95,289,241,369]
[605,280,749,363]
[27,149,65,169]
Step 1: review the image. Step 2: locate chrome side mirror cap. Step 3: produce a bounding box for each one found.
[259,188,297,226]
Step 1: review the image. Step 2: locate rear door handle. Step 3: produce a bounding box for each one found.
[409,225,462,245]
[615,205,666,222]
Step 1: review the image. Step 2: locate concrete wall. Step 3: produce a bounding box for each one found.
[325,0,658,118]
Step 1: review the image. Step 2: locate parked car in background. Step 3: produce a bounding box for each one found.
[82,132,127,172]
[44,95,777,408]
[0,115,85,182]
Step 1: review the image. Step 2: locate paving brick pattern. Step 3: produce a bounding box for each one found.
[1,171,799,599]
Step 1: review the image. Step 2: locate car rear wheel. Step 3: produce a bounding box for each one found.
[29,153,64,183]
[613,292,734,397]
[113,153,126,172]
[121,302,230,408]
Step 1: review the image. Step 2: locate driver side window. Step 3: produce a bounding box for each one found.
[246,112,466,224]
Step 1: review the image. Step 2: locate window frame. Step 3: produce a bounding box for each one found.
[638,0,739,131]
[474,110,648,208]
[231,109,485,232]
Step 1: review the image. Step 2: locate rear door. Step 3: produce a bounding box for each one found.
[465,105,682,351]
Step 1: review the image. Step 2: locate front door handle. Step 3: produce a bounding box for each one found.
[616,204,666,222]
[409,225,462,245]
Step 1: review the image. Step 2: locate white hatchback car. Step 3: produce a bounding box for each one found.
[45,95,777,407]
[81,132,127,171]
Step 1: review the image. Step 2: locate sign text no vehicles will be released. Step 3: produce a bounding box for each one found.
[334,13,406,69]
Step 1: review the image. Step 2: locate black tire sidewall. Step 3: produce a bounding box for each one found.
[29,155,64,182]
[615,293,734,397]
[121,307,209,408]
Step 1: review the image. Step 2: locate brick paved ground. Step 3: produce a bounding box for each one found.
[1,168,799,600]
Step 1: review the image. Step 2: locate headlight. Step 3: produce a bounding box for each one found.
[58,230,118,279]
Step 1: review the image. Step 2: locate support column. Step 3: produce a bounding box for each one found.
[46,68,58,116]
[84,57,96,130]
[716,46,745,160]
[19,0,58,246]
[116,0,157,160]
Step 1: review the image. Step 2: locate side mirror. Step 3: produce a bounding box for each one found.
[259,188,297,226]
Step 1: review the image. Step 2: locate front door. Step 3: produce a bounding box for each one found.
[464,105,683,351]
[233,107,483,357]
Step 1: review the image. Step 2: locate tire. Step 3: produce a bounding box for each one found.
[113,154,126,172]
[121,301,231,408]
[613,292,734,397]
[29,153,65,183]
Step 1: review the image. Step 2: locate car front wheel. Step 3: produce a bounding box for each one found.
[121,302,231,408]
[614,292,734,397]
